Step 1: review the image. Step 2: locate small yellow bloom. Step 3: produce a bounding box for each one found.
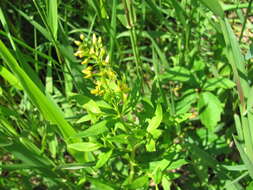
[82,66,93,78]
[80,34,85,40]
[74,50,85,58]
[107,69,116,80]
[90,84,104,96]
[81,59,89,65]
[90,87,100,95]
[74,40,82,46]
[98,36,102,44]
[92,33,97,45]
[105,55,110,64]
[89,47,95,55]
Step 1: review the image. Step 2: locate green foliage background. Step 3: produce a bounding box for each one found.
[0,0,253,189]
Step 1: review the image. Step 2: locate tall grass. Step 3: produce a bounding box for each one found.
[0,0,253,189]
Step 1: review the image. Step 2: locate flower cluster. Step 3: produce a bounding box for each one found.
[74,33,129,102]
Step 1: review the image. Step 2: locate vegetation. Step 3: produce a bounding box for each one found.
[0,0,253,189]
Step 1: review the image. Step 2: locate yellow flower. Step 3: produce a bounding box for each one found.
[105,55,109,64]
[90,83,104,96]
[74,50,85,58]
[92,33,97,45]
[80,34,85,40]
[106,69,116,80]
[90,87,100,95]
[81,59,89,65]
[89,47,95,55]
[74,40,82,46]
[82,66,93,78]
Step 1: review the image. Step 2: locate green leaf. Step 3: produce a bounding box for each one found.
[234,138,253,179]
[107,134,129,144]
[220,18,249,104]
[225,180,244,190]
[203,77,235,91]
[0,40,79,144]
[198,0,225,18]
[147,104,163,133]
[129,176,149,189]
[48,0,58,39]
[246,44,253,60]
[146,138,156,152]
[68,142,102,152]
[153,167,162,184]
[198,92,222,130]
[234,114,243,141]
[73,120,108,138]
[246,181,253,190]
[160,66,192,82]
[0,65,22,89]
[88,177,115,190]
[162,176,172,190]
[167,159,188,170]
[57,162,95,170]
[169,0,187,28]
[95,149,113,169]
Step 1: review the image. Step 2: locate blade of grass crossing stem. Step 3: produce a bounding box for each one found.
[0,40,79,144]
[9,3,51,41]
[0,30,59,66]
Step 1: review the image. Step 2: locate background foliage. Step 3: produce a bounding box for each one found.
[0,0,253,189]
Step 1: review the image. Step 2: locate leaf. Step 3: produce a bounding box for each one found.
[0,65,22,89]
[72,120,108,138]
[220,18,249,103]
[197,0,225,18]
[147,104,163,133]
[48,0,58,39]
[167,159,188,170]
[88,177,115,190]
[0,40,79,143]
[162,176,172,190]
[153,167,162,184]
[68,142,102,152]
[57,162,95,170]
[160,66,192,82]
[95,149,113,169]
[198,92,222,130]
[246,44,253,60]
[169,0,187,28]
[146,138,156,152]
[128,176,149,189]
[203,77,235,91]
[234,138,253,179]
[225,180,244,190]
[234,114,243,141]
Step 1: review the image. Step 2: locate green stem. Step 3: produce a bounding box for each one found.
[122,0,143,84]
[239,0,253,43]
